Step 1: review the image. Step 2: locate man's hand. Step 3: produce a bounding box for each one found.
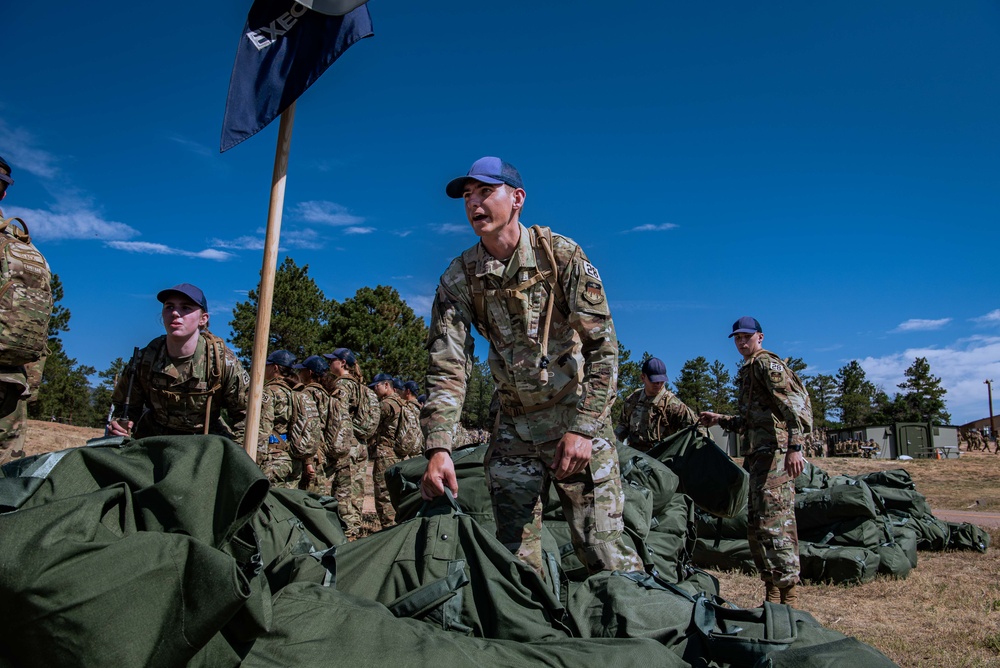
[106,418,132,437]
[421,449,458,500]
[303,462,317,485]
[699,411,723,427]
[551,432,592,480]
[784,449,805,479]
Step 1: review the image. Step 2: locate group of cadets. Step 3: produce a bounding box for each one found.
[961,428,998,453]
[257,349,426,536]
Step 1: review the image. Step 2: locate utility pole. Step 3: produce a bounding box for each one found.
[986,379,995,440]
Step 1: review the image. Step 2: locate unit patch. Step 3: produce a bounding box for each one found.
[582,281,605,305]
[583,261,601,281]
[769,361,783,372]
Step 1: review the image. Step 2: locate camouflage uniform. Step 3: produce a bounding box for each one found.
[257,375,301,488]
[718,349,812,589]
[423,223,643,578]
[614,385,701,451]
[0,366,29,466]
[325,376,365,537]
[372,392,405,527]
[111,331,249,443]
[401,397,424,456]
[290,381,330,494]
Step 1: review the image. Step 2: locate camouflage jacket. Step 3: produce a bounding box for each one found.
[719,349,813,454]
[257,376,297,452]
[423,223,617,453]
[290,382,329,462]
[113,332,249,443]
[374,393,405,454]
[615,386,700,450]
[326,376,360,459]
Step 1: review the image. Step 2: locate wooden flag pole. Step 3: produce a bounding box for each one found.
[243,101,296,461]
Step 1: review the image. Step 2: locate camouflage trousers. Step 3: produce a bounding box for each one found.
[257,448,304,491]
[327,442,366,538]
[371,444,400,528]
[484,421,644,580]
[0,382,27,467]
[744,447,800,588]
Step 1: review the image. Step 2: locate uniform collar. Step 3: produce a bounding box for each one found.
[474,222,536,280]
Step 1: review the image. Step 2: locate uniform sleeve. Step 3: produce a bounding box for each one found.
[221,348,250,445]
[718,413,743,433]
[562,242,617,437]
[614,390,635,441]
[758,356,812,446]
[258,386,275,451]
[110,345,148,426]
[663,394,701,434]
[288,391,315,460]
[422,260,477,454]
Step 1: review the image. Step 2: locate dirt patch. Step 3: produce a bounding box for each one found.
[22,419,104,457]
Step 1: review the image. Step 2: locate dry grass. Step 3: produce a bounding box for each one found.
[714,451,1000,667]
[20,422,1000,665]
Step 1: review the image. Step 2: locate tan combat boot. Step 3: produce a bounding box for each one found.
[764,582,781,605]
[779,584,798,607]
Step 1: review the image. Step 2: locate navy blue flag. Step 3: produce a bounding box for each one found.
[221,0,373,152]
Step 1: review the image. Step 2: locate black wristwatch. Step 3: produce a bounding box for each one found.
[788,444,803,452]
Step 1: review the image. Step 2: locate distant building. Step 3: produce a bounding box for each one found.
[960,417,997,437]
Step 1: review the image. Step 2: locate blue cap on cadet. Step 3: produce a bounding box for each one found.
[157,283,208,311]
[403,380,420,395]
[0,154,13,186]
[392,376,404,391]
[445,156,524,199]
[293,355,329,375]
[417,394,427,405]
[323,347,357,367]
[728,316,763,338]
[641,357,668,383]
[368,372,393,388]
[265,350,297,368]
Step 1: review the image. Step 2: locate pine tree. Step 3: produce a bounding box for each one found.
[707,359,735,414]
[675,356,711,414]
[896,357,951,424]
[806,373,838,428]
[90,357,128,428]
[461,356,495,430]
[612,342,647,426]
[834,361,876,427]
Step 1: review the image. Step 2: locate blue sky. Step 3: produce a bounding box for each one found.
[4,2,999,425]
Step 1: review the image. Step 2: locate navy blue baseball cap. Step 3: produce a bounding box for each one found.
[641,357,668,383]
[266,350,297,368]
[368,372,393,388]
[403,380,420,395]
[323,347,357,366]
[293,355,329,375]
[728,316,763,338]
[157,283,208,311]
[0,155,12,185]
[446,156,524,198]
[392,376,404,391]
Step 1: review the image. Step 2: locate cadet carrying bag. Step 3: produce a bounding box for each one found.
[0,215,52,367]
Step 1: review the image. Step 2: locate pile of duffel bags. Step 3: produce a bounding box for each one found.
[0,433,901,667]
[694,460,991,585]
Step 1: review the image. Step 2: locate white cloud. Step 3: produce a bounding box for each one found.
[435,223,469,234]
[402,292,434,319]
[168,135,213,158]
[6,204,138,241]
[0,119,60,179]
[625,223,679,233]
[858,335,1000,425]
[972,309,1000,325]
[294,201,364,226]
[209,227,322,251]
[344,226,375,235]
[106,241,234,261]
[892,318,951,332]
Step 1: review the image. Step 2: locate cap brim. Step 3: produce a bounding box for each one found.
[0,174,12,185]
[647,374,667,383]
[445,175,504,199]
[728,328,759,338]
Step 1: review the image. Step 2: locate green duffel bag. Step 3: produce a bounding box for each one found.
[644,492,697,583]
[794,480,878,532]
[904,514,951,550]
[798,543,880,585]
[691,536,757,574]
[946,521,991,553]
[752,636,900,667]
[889,524,919,568]
[870,487,933,519]
[794,460,831,492]
[386,444,494,524]
[646,424,749,519]
[616,445,681,517]
[695,506,749,540]
[853,468,915,491]
[799,517,884,550]
[875,540,912,579]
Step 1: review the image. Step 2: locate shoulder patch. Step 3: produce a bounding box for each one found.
[769,361,783,372]
[581,280,605,305]
[583,261,601,281]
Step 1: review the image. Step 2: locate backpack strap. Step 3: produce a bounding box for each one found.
[199,330,226,394]
[0,216,31,244]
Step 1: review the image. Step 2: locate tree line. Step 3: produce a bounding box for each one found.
[29,259,951,431]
